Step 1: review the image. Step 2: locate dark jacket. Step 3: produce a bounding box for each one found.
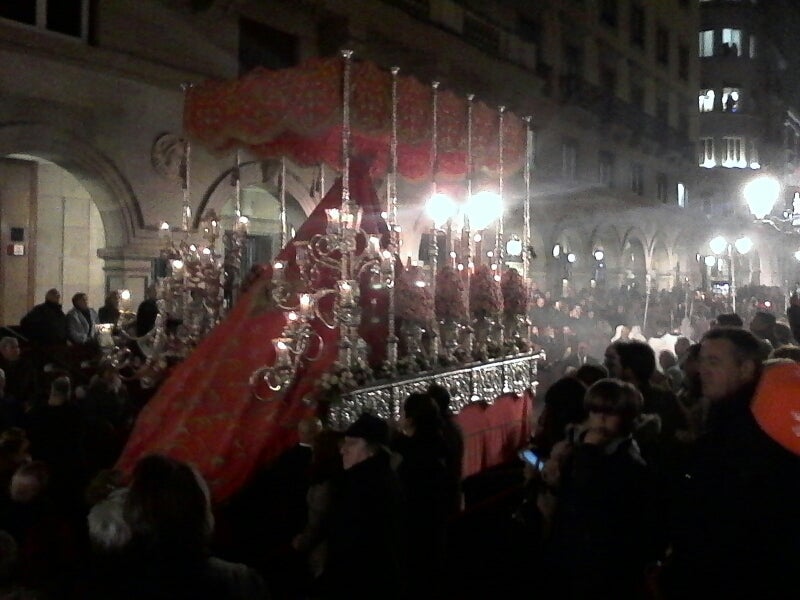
[89,554,268,600]
[663,386,800,599]
[321,451,405,599]
[20,301,67,346]
[545,435,651,598]
[394,433,449,594]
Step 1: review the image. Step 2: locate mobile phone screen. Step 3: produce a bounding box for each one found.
[520,449,543,470]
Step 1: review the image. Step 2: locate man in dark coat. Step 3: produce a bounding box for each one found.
[319,413,405,599]
[661,327,799,599]
[20,289,67,346]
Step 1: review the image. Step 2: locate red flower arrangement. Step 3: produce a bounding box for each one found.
[501,268,530,316]
[395,265,434,324]
[469,264,502,318]
[435,266,467,322]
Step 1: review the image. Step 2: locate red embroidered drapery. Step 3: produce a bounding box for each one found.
[184,57,527,181]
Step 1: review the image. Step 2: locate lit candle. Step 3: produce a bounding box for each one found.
[171,259,184,278]
[341,213,355,229]
[368,236,381,256]
[450,250,457,268]
[159,221,171,241]
[273,338,292,367]
[299,293,313,318]
[325,209,340,235]
[273,261,285,283]
[287,311,298,322]
[339,280,354,305]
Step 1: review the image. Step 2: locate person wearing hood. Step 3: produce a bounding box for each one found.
[20,289,67,346]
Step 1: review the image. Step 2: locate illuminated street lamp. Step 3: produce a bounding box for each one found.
[708,235,753,313]
[744,175,781,220]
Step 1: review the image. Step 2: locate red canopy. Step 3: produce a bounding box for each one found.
[184,56,527,180]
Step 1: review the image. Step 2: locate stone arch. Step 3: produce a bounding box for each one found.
[589,224,622,290]
[0,123,141,246]
[620,227,648,291]
[548,223,591,294]
[650,233,673,292]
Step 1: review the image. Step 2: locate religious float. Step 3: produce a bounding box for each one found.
[115,51,541,502]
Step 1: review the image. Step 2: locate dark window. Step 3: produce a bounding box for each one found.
[631,84,645,110]
[678,44,690,80]
[630,3,645,48]
[563,43,582,77]
[656,25,669,65]
[600,66,617,95]
[600,0,618,28]
[239,18,298,74]
[518,15,541,45]
[657,173,668,204]
[562,139,578,179]
[657,98,669,123]
[631,163,644,195]
[46,0,82,37]
[0,1,35,25]
[599,151,615,186]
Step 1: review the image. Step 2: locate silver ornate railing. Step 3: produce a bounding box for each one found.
[327,352,542,428]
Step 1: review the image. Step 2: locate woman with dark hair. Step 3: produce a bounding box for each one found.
[393,392,449,596]
[101,454,266,599]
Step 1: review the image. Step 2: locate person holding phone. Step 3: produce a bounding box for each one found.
[540,379,653,599]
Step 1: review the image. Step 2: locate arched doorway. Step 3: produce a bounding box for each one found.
[0,123,141,326]
[621,230,648,293]
[198,158,313,274]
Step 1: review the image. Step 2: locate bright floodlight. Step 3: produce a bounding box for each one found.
[709,235,728,255]
[743,175,780,219]
[426,192,456,228]
[704,255,716,267]
[734,236,753,255]
[506,236,523,256]
[465,190,502,230]
[119,289,132,301]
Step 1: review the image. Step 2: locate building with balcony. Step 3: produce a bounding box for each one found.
[696,0,800,288]
[0,0,719,329]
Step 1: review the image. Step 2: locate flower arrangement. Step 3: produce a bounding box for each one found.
[435,265,467,322]
[395,265,434,324]
[469,264,502,318]
[501,268,529,317]
[315,362,374,403]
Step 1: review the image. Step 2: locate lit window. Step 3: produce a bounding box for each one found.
[722,136,746,168]
[721,87,741,112]
[677,182,687,208]
[749,34,756,58]
[699,89,715,112]
[699,30,714,57]
[722,29,742,56]
[699,137,715,168]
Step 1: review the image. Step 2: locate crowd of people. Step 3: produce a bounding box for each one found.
[0,284,798,598]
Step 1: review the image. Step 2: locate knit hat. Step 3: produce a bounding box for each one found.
[751,362,800,456]
[344,413,389,446]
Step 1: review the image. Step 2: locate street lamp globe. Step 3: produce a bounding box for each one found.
[465,190,502,230]
[709,235,728,255]
[505,235,523,256]
[743,175,781,220]
[734,236,754,255]
[704,255,716,267]
[426,192,456,229]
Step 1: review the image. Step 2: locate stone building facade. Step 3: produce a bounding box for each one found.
[0,0,788,327]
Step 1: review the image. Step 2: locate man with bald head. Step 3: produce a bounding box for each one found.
[20,289,67,346]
